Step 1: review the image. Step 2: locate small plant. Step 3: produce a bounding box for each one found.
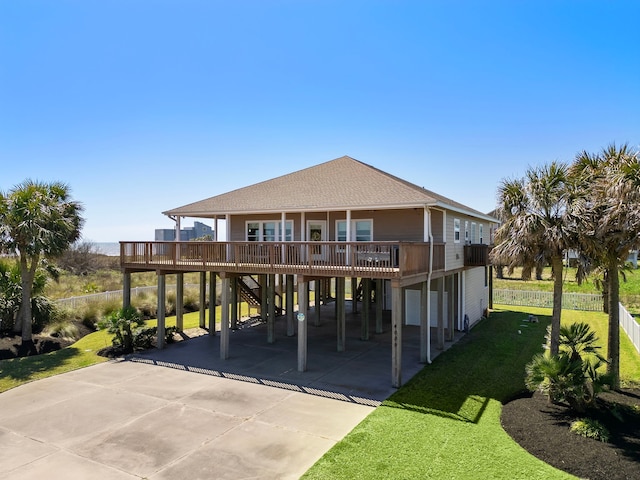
[570,418,610,442]
[98,306,145,353]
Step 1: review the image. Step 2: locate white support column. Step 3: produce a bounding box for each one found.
[209,272,217,335]
[297,277,308,372]
[391,282,403,388]
[220,276,230,359]
[176,273,184,332]
[157,273,166,350]
[175,216,181,241]
[423,208,430,242]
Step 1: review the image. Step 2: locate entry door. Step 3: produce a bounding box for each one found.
[307,221,327,261]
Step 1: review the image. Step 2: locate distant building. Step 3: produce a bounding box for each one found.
[155,221,213,241]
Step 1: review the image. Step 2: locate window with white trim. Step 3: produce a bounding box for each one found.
[464,221,469,243]
[454,218,461,243]
[245,220,293,241]
[336,219,373,241]
[479,224,484,244]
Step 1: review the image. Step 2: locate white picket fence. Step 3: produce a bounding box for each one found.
[54,284,200,309]
[493,289,603,311]
[619,303,640,354]
[495,289,640,353]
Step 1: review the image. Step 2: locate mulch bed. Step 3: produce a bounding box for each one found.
[501,389,640,480]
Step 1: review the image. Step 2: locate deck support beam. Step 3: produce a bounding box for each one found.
[297,277,308,372]
[375,279,383,333]
[209,272,216,335]
[420,280,429,363]
[220,275,230,359]
[437,277,445,350]
[351,277,358,313]
[267,274,276,344]
[199,272,206,329]
[447,275,455,341]
[286,275,295,336]
[176,273,184,332]
[391,281,403,388]
[157,273,166,350]
[336,277,346,352]
[231,276,238,330]
[123,272,131,310]
[361,278,370,341]
[314,280,321,326]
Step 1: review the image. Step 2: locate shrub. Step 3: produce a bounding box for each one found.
[525,322,610,412]
[570,418,610,442]
[98,306,145,353]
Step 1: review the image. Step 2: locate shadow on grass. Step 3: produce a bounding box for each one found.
[0,347,82,382]
[384,309,552,424]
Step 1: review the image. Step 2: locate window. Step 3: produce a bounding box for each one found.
[464,221,469,243]
[245,220,293,241]
[336,219,373,241]
[479,224,484,244]
[454,218,461,243]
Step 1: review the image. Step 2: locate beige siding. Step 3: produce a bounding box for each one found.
[464,266,489,327]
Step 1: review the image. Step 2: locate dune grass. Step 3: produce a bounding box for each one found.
[303,305,640,480]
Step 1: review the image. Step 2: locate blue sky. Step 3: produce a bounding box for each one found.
[1,1,638,242]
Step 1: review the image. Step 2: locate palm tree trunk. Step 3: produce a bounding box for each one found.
[550,255,564,355]
[18,254,37,345]
[607,259,620,390]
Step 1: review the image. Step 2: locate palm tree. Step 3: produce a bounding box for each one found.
[0,180,83,346]
[491,162,574,355]
[569,143,640,389]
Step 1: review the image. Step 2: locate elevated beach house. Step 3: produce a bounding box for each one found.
[120,156,497,387]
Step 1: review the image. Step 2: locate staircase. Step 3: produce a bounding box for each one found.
[238,275,283,316]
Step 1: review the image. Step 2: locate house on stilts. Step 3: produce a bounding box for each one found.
[120,155,497,387]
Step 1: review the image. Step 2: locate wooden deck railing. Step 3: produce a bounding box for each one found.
[120,241,446,279]
[464,244,491,266]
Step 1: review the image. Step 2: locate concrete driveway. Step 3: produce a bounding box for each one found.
[0,359,373,479]
[0,308,462,479]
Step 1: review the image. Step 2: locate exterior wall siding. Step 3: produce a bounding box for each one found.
[464,266,489,327]
[229,209,433,243]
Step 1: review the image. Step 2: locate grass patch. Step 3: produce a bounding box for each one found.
[0,307,224,393]
[303,306,640,480]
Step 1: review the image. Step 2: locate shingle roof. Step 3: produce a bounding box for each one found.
[163,155,494,221]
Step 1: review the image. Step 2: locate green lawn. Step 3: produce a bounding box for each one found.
[303,305,640,480]
[0,309,216,393]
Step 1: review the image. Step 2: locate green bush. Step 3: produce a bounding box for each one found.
[98,306,145,353]
[570,418,610,442]
[525,322,610,412]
